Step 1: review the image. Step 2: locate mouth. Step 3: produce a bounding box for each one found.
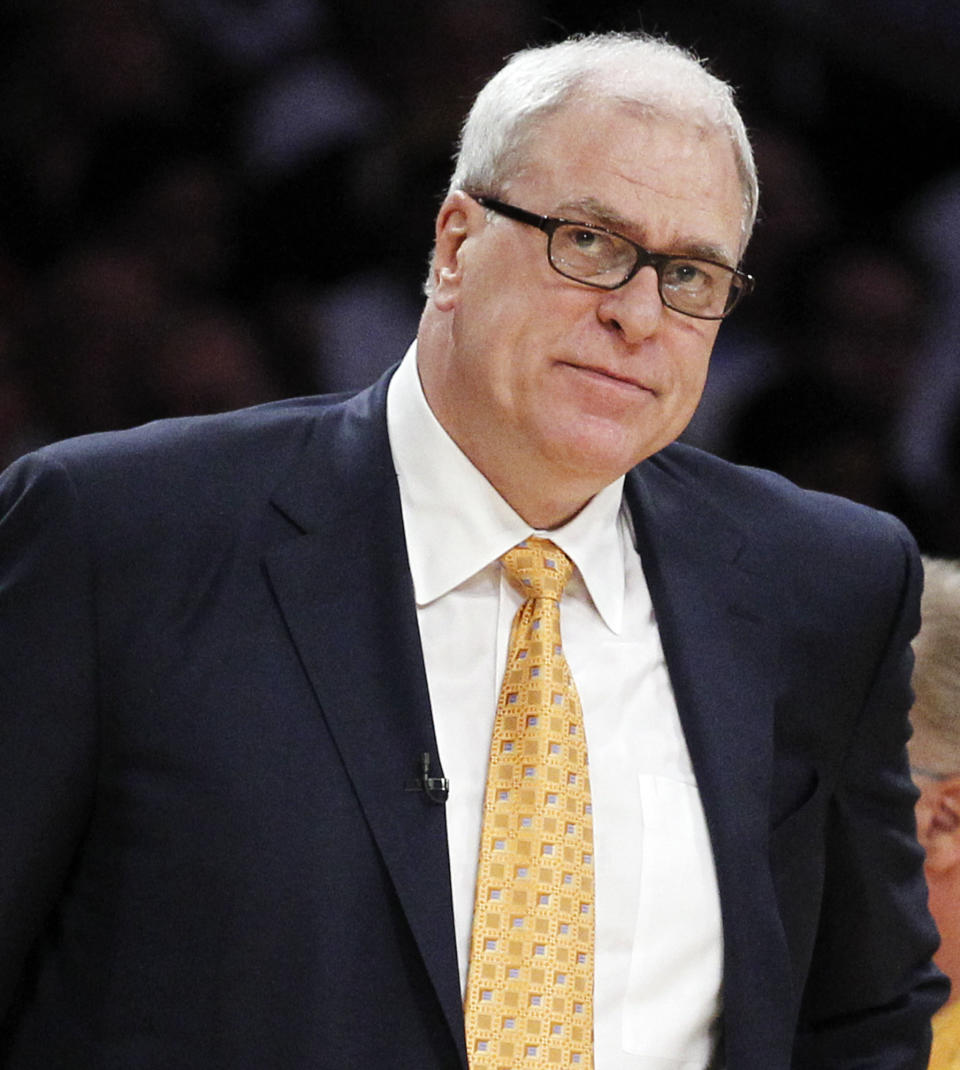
[559,361,655,395]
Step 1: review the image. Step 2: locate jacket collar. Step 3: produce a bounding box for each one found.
[265,368,469,1066]
[626,451,795,1063]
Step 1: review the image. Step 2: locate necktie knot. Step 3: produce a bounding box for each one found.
[501,537,573,601]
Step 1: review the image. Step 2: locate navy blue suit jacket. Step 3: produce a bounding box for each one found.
[0,368,946,1067]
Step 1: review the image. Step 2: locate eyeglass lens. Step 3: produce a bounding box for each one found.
[549,223,738,318]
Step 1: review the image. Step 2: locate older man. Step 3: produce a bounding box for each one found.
[0,31,945,1070]
[909,557,960,1068]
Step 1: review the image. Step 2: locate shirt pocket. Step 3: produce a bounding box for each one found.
[622,773,723,1062]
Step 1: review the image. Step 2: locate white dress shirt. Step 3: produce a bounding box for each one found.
[386,344,723,1068]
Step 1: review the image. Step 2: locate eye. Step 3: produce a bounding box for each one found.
[570,228,602,250]
[552,225,633,278]
[662,260,714,292]
[564,227,618,259]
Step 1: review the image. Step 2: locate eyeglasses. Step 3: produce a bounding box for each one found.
[469,193,754,320]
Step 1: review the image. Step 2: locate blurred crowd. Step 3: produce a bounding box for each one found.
[0,0,959,554]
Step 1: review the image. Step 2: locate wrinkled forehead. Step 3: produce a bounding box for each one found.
[519,95,740,185]
[506,99,747,256]
[512,95,729,169]
[509,90,749,251]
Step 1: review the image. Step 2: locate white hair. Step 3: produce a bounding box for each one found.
[449,32,757,239]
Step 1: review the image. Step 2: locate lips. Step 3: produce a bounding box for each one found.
[559,360,655,395]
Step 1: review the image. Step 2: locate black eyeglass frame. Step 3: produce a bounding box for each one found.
[469,193,754,320]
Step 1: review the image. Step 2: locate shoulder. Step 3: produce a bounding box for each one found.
[3,376,386,507]
[29,393,348,484]
[0,376,392,555]
[637,440,915,562]
[630,441,920,630]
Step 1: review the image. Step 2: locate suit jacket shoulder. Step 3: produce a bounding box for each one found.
[629,439,919,644]
[636,439,914,561]
[3,372,397,566]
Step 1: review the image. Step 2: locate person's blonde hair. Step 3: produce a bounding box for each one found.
[911,556,960,773]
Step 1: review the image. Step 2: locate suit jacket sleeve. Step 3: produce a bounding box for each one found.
[791,523,947,1066]
[0,452,99,1020]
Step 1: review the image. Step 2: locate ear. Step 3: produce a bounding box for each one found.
[430,191,482,311]
[918,777,960,874]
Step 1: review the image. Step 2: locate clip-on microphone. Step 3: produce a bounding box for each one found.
[405,751,449,804]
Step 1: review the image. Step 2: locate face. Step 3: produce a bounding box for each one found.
[418,99,746,527]
[911,763,960,978]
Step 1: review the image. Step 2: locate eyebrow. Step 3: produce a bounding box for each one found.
[553,196,736,267]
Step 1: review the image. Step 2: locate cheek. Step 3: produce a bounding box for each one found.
[685,324,719,379]
[449,316,531,422]
[672,350,712,416]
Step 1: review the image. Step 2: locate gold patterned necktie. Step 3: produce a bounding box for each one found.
[464,537,594,1069]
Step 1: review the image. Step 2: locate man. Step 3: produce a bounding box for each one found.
[910,557,960,1068]
[0,31,945,1069]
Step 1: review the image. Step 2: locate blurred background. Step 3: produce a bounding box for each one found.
[0,0,958,553]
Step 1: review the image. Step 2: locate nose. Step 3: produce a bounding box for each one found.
[595,265,664,343]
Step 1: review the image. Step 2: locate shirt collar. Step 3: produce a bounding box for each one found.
[386,343,627,632]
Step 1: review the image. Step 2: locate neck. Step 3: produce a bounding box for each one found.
[485,466,597,530]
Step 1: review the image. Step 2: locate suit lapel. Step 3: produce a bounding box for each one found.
[626,453,796,1064]
[263,374,468,1066]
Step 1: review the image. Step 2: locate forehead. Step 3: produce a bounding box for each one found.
[507,99,746,259]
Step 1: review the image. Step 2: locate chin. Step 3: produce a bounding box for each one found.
[557,416,666,470]
[547,436,649,487]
